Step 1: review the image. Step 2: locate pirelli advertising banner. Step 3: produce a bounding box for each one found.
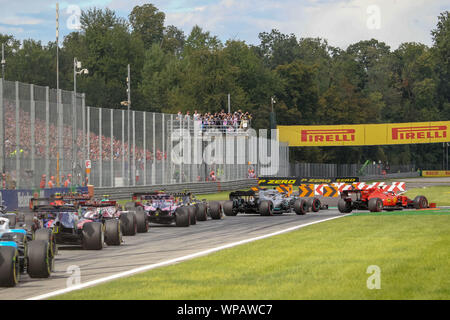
[278,121,450,147]
[422,170,450,177]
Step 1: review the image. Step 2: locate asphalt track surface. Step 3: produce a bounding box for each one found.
[1,177,446,300]
[0,209,344,300]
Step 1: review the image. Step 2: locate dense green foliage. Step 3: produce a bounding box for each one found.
[1,6,449,167]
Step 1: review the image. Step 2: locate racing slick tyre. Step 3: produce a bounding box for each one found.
[120,212,137,236]
[306,197,321,212]
[82,222,104,250]
[187,206,197,225]
[124,202,136,211]
[208,202,222,220]
[0,246,20,287]
[368,198,383,212]
[259,200,273,216]
[135,207,149,233]
[104,219,122,246]
[338,199,353,213]
[223,201,236,216]
[175,207,190,227]
[27,240,52,278]
[413,195,428,209]
[195,203,208,221]
[34,228,57,258]
[294,199,307,215]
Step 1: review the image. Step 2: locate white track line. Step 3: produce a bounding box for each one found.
[28,214,350,300]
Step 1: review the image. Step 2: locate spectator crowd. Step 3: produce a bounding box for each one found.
[176,109,252,133]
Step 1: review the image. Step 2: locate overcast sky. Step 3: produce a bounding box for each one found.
[0,0,448,50]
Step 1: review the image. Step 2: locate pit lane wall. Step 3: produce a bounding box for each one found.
[278,121,450,146]
[1,187,89,210]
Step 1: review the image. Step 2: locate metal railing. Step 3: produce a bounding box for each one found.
[0,79,289,190]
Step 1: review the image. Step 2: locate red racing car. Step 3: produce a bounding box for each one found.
[338,187,429,213]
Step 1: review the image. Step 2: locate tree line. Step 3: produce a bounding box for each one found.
[0,4,449,169]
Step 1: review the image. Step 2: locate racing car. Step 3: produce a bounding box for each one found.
[128,191,220,227]
[79,196,148,235]
[337,187,430,213]
[222,189,324,216]
[29,199,108,250]
[0,217,53,287]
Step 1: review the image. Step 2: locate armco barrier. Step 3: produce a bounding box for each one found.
[95,179,259,200]
[360,171,420,181]
[1,187,89,210]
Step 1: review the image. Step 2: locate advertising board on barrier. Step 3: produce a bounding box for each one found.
[258,177,359,186]
[0,187,89,210]
[422,170,450,177]
[278,121,450,147]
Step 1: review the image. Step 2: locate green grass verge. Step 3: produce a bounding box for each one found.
[53,215,450,300]
[404,185,450,206]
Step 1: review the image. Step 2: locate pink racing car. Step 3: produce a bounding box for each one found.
[126,192,193,227]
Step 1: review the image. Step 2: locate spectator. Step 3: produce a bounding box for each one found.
[48,176,55,188]
[209,170,216,181]
[40,174,46,189]
[64,174,72,188]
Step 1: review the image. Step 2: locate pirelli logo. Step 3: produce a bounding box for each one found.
[392,126,447,140]
[301,129,356,143]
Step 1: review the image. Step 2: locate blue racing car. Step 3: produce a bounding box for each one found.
[0,216,53,287]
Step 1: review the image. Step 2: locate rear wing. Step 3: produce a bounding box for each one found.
[132,192,192,201]
[78,200,117,207]
[132,192,167,201]
[229,190,256,199]
[51,192,91,201]
[29,197,52,209]
[29,198,77,212]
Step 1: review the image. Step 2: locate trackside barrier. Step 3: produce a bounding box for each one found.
[311,182,406,197]
[0,187,89,210]
[94,179,259,200]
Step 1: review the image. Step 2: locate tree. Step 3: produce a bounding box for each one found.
[129,3,165,49]
[162,25,185,56]
[255,29,300,69]
[431,11,450,113]
[275,60,319,124]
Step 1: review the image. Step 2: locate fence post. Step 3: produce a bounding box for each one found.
[121,109,125,186]
[152,113,155,185]
[0,78,3,179]
[45,87,49,180]
[82,93,86,165]
[15,81,20,188]
[99,108,102,187]
[162,113,165,184]
[143,112,146,186]
[110,109,114,187]
[86,106,90,184]
[30,84,35,188]
[57,89,63,187]
[132,110,136,187]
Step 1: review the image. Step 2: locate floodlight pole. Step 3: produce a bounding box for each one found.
[1,43,5,80]
[127,64,131,186]
[73,58,88,184]
[1,43,5,180]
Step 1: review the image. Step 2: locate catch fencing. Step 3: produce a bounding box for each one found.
[289,162,417,178]
[0,79,289,190]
